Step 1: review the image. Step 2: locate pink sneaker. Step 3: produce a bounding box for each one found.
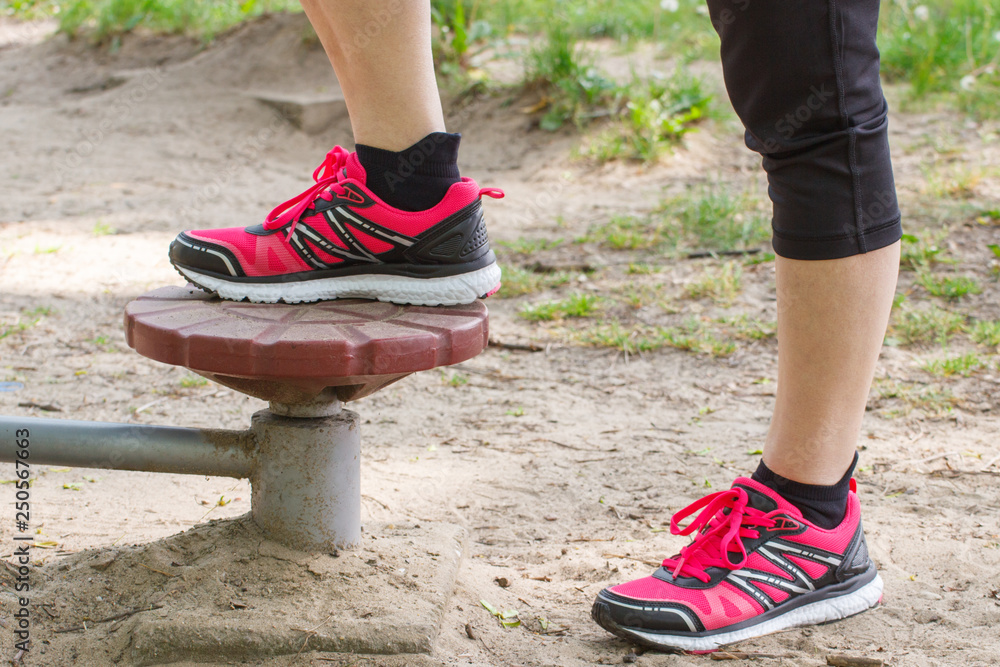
[169,146,503,305]
[592,477,883,653]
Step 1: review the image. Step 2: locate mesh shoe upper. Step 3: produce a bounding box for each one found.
[598,478,873,634]
[170,146,502,279]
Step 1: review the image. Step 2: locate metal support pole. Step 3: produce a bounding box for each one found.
[250,409,361,551]
[0,410,363,551]
[0,416,253,478]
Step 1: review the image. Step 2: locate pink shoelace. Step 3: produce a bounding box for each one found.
[264,145,352,240]
[661,487,777,583]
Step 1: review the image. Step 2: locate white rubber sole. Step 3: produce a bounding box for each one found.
[176,263,502,306]
[620,574,883,653]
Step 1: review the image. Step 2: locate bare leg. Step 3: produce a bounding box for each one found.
[300,0,444,150]
[763,241,901,485]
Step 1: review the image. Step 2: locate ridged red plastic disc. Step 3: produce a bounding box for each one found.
[124,286,489,403]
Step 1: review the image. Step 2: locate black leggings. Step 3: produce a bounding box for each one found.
[706,0,902,260]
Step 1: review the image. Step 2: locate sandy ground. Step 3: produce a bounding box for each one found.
[1,13,1000,667]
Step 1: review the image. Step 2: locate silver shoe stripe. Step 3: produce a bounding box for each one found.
[338,207,415,247]
[769,542,843,566]
[606,599,698,633]
[731,569,811,595]
[325,209,378,261]
[299,225,371,263]
[758,546,814,592]
[177,236,237,276]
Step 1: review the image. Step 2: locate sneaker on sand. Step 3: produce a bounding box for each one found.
[169,145,503,306]
[591,477,883,653]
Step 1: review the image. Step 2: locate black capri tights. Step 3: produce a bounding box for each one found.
[706,0,902,260]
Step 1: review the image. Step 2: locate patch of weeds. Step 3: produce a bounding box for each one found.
[626,262,659,275]
[57,0,304,43]
[479,0,714,50]
[92,220,117,236]
[583,185,768,255]
[921,352,989,377]
[900,230,953,271]
[970,320,1000,348]
[685,261,743,304]
[179,374,208,389]
[495,238,564,256]
[977,208,1000,226]
[923,163,992,199]
[660,319,736,357]
[988,242,1000,279]
[441,370,469,387]
[889,304,966,346]
[33,244,61,255]
[580,213,677,251]
[620,283,666,309]
[496,265,572,298]
[577,320,669,354]
[586,70,713,162]
[0,307,50,342]
[872,378,957,419]
[879,0,1000,118]
[667,186,770,253]
[916,272,982,300]
[89,335,113,350]
[718,314,776,341]
[524,20,615,130]
[744,252,775,266]
[505,407,525,417]
[519,293,600,321]
[431,0,493,72]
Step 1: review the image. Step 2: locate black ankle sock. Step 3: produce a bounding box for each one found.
[355,132,462,212]
[751,453,858,530]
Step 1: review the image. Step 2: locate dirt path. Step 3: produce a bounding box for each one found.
[1,15,999,667]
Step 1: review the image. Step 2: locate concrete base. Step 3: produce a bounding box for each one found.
[32,516,466,666]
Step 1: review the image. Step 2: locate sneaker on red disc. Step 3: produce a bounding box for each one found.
[591,477,882,653]
[168,146,503,306]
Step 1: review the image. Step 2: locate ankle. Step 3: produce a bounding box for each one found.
[356,132,462,211]
[751,453,858,529]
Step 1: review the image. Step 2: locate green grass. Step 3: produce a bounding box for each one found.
[916,272,982,300]
[970,320,1000,347]
[872,378,956,419]
[495,238,564,255]
[92,220,117,237]
[524,19,615,131]
[585,70,713,162]
[900,230,953,271]
[620,282,668,309]
[879,0,1000,117]
[889,304,967,346]
[474,0,715,48]
[496,265,572,298]
[921,352,989,377]
[578,318,740,357]
[179,374,208,388]
[685,261,743,304]
[660,319,737,357]
[578,320,670,354]
[54,0,302,42]
[518,292,600,321]
[0,307,51,342]
[717,314,776,341]
[582,185,768,254]
[667,186,770,252]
